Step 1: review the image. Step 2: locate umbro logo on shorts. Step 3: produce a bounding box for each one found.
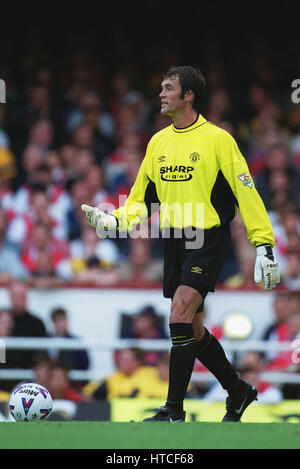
[191,266,203,274]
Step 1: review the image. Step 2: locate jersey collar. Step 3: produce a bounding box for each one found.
[172,114,207,133]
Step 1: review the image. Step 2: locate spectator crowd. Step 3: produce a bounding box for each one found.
[0,43,300,291]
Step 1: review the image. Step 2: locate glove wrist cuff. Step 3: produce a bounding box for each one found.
[256,245,268,256]
[256,245,275,263]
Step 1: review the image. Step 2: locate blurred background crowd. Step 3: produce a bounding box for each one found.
[1,4,300,405]
[0,5,300,291]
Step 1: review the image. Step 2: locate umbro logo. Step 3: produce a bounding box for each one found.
[191,266,203,274]
[158,155,166,163]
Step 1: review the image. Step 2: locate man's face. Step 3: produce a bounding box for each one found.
[159,75,186,116]
[10,282,27,314]
[49,368,68,396]
[53,315,68,336]
[33,225,49,248]
[274,296,290,323]
[288,312,300,336]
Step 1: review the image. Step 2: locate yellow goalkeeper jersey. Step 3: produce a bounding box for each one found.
[112,114,274,247]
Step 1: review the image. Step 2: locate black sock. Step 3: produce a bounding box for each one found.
[166,322,196,412]
[195,327,239,391]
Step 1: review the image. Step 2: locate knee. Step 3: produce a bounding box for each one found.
[170,296,194,323]
[170,286,203,324]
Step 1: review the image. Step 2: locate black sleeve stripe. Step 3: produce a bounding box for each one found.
[144,176,160,218]
[210,170,238,224]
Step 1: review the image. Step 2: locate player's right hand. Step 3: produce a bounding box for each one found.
[81,204,117,236]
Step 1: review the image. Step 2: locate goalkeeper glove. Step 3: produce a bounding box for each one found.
[81,204,117,237]
[254,244,280,290]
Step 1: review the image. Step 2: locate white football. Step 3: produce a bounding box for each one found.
[9,383,53,422]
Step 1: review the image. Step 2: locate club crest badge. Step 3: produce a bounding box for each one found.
[237,172,253,189]
[189,152,200,163]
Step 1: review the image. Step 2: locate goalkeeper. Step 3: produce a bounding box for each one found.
[81,65,280,423]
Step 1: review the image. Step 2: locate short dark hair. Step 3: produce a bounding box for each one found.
[51,307,67,322]
[163,65,206,113]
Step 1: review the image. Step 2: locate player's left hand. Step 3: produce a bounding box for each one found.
[81,204,117,236]
[254,245,280,290]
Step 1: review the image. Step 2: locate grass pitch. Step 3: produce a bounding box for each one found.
[1,421,300,449]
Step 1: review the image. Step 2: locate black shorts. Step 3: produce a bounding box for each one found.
[162,225,231,312]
